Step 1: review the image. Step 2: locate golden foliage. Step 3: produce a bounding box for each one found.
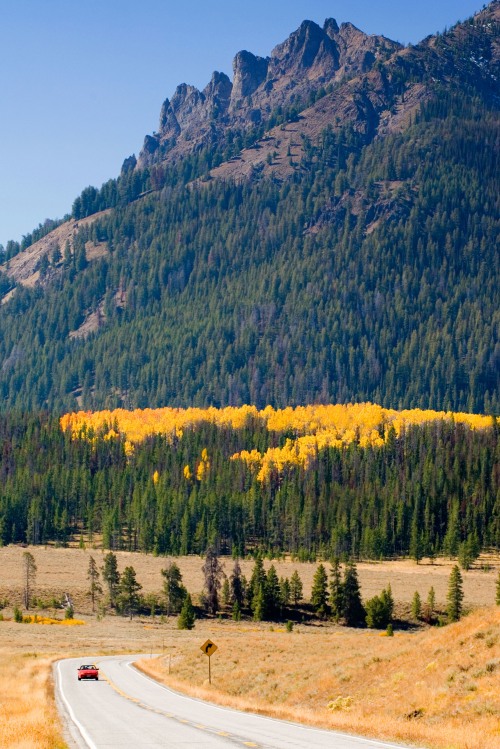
[22,615,85,626]
[61,403,498,483]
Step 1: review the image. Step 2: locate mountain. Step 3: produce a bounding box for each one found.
[0,2,498,413]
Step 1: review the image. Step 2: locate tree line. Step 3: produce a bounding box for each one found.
[0,412,498,561]
[5,548,499,631]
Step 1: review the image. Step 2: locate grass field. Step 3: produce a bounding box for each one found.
[0,545,499,749]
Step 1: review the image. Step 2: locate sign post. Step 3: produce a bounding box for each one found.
[200,639,218,684]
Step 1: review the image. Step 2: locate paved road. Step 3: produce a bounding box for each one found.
[56,654,417,749]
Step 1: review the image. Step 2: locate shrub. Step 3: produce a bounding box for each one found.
[13,606,23,623]
[65,605,74,620]
[365,585,393,628]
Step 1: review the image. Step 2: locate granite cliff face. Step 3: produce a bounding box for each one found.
[135,17,402,170]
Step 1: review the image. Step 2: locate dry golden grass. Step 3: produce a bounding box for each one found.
[0,651,67,749]
[1,545,499,749]
[138,608,500,749]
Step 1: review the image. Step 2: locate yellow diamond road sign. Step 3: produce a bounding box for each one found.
[200,639,218,657]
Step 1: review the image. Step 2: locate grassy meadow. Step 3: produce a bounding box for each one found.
[0,545,499,749]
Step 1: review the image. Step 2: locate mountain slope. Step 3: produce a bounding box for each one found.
[0,3,498,413]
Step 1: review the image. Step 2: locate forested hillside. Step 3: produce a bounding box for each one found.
[0,4,498,413]
[0,408,498,558]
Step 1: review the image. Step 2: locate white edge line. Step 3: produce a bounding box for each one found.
[56,660,98,749]
[125,657,422,749]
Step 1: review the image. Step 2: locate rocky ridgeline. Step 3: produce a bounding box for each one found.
[135,18,401,169]
[135,2,500,174]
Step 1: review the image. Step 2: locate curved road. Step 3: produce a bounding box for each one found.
[56,654,418,749]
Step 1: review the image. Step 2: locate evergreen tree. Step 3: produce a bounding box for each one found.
[249,556,267,613]
[290,570,303,607]
[252,584,265,621]
[22,551,37,610]
[342,561,365,627]
[87,555,102,612]
[178,593,195,629]
[411,591,422,620]
[230,559,245,609]
[329,558,343,621]
[409,511,423,564]
[446,565,464,622]
[423,586,436,623]
[118,565,142,620]
[232,600,241,621]
[102,552,120,609]
[311,564,328,618]
[279,577,291,609]
[161,562,186,616]
[265,564,281,620]
[221,577,230,609]
[365,595,388,629]
[365,585,393,628]
[381,584,394,621]
[202,546,224,615]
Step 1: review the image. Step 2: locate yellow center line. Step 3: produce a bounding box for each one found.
[100,669,260,747]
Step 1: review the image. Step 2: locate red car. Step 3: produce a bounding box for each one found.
[77,664,99,681]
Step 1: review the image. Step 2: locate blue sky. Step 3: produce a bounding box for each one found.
[0,0,486,247]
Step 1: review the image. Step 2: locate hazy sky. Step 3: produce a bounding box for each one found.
[0,0,486,247]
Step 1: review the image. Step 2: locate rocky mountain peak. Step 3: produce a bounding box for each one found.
[269,19,339,77]
[203,71,233,117]
[159,98,181,137]
[136,14,408,170]
[323,18,340,37]
[232,51,269,101]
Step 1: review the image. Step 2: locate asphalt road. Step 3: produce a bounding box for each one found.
[56,654,417,749]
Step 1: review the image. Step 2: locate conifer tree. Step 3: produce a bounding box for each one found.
[178,593,195,630]
[381,584,394,622]
[102,552,120,609]
[221,577,230,609]
[119,566,142,620]
[290,570,303,607]
[265,564,281,620]
[409,508,423,564]
[411,591,422,620]
[423,586,436,623]
[87,555,102,612]
[230,559,245,609]
[447,564,464,622]
[249,556,266,614]
[252,584,265,621]
[311,564,328,618]
[342,561,365,626]
[161,562,186,616]
[22,551,37,610]
[232,600,241,621]
[329,558,343,621]
[279,577,291,608]
[202,546,224,615]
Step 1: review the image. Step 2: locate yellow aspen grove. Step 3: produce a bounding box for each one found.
[61,404,499,483]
